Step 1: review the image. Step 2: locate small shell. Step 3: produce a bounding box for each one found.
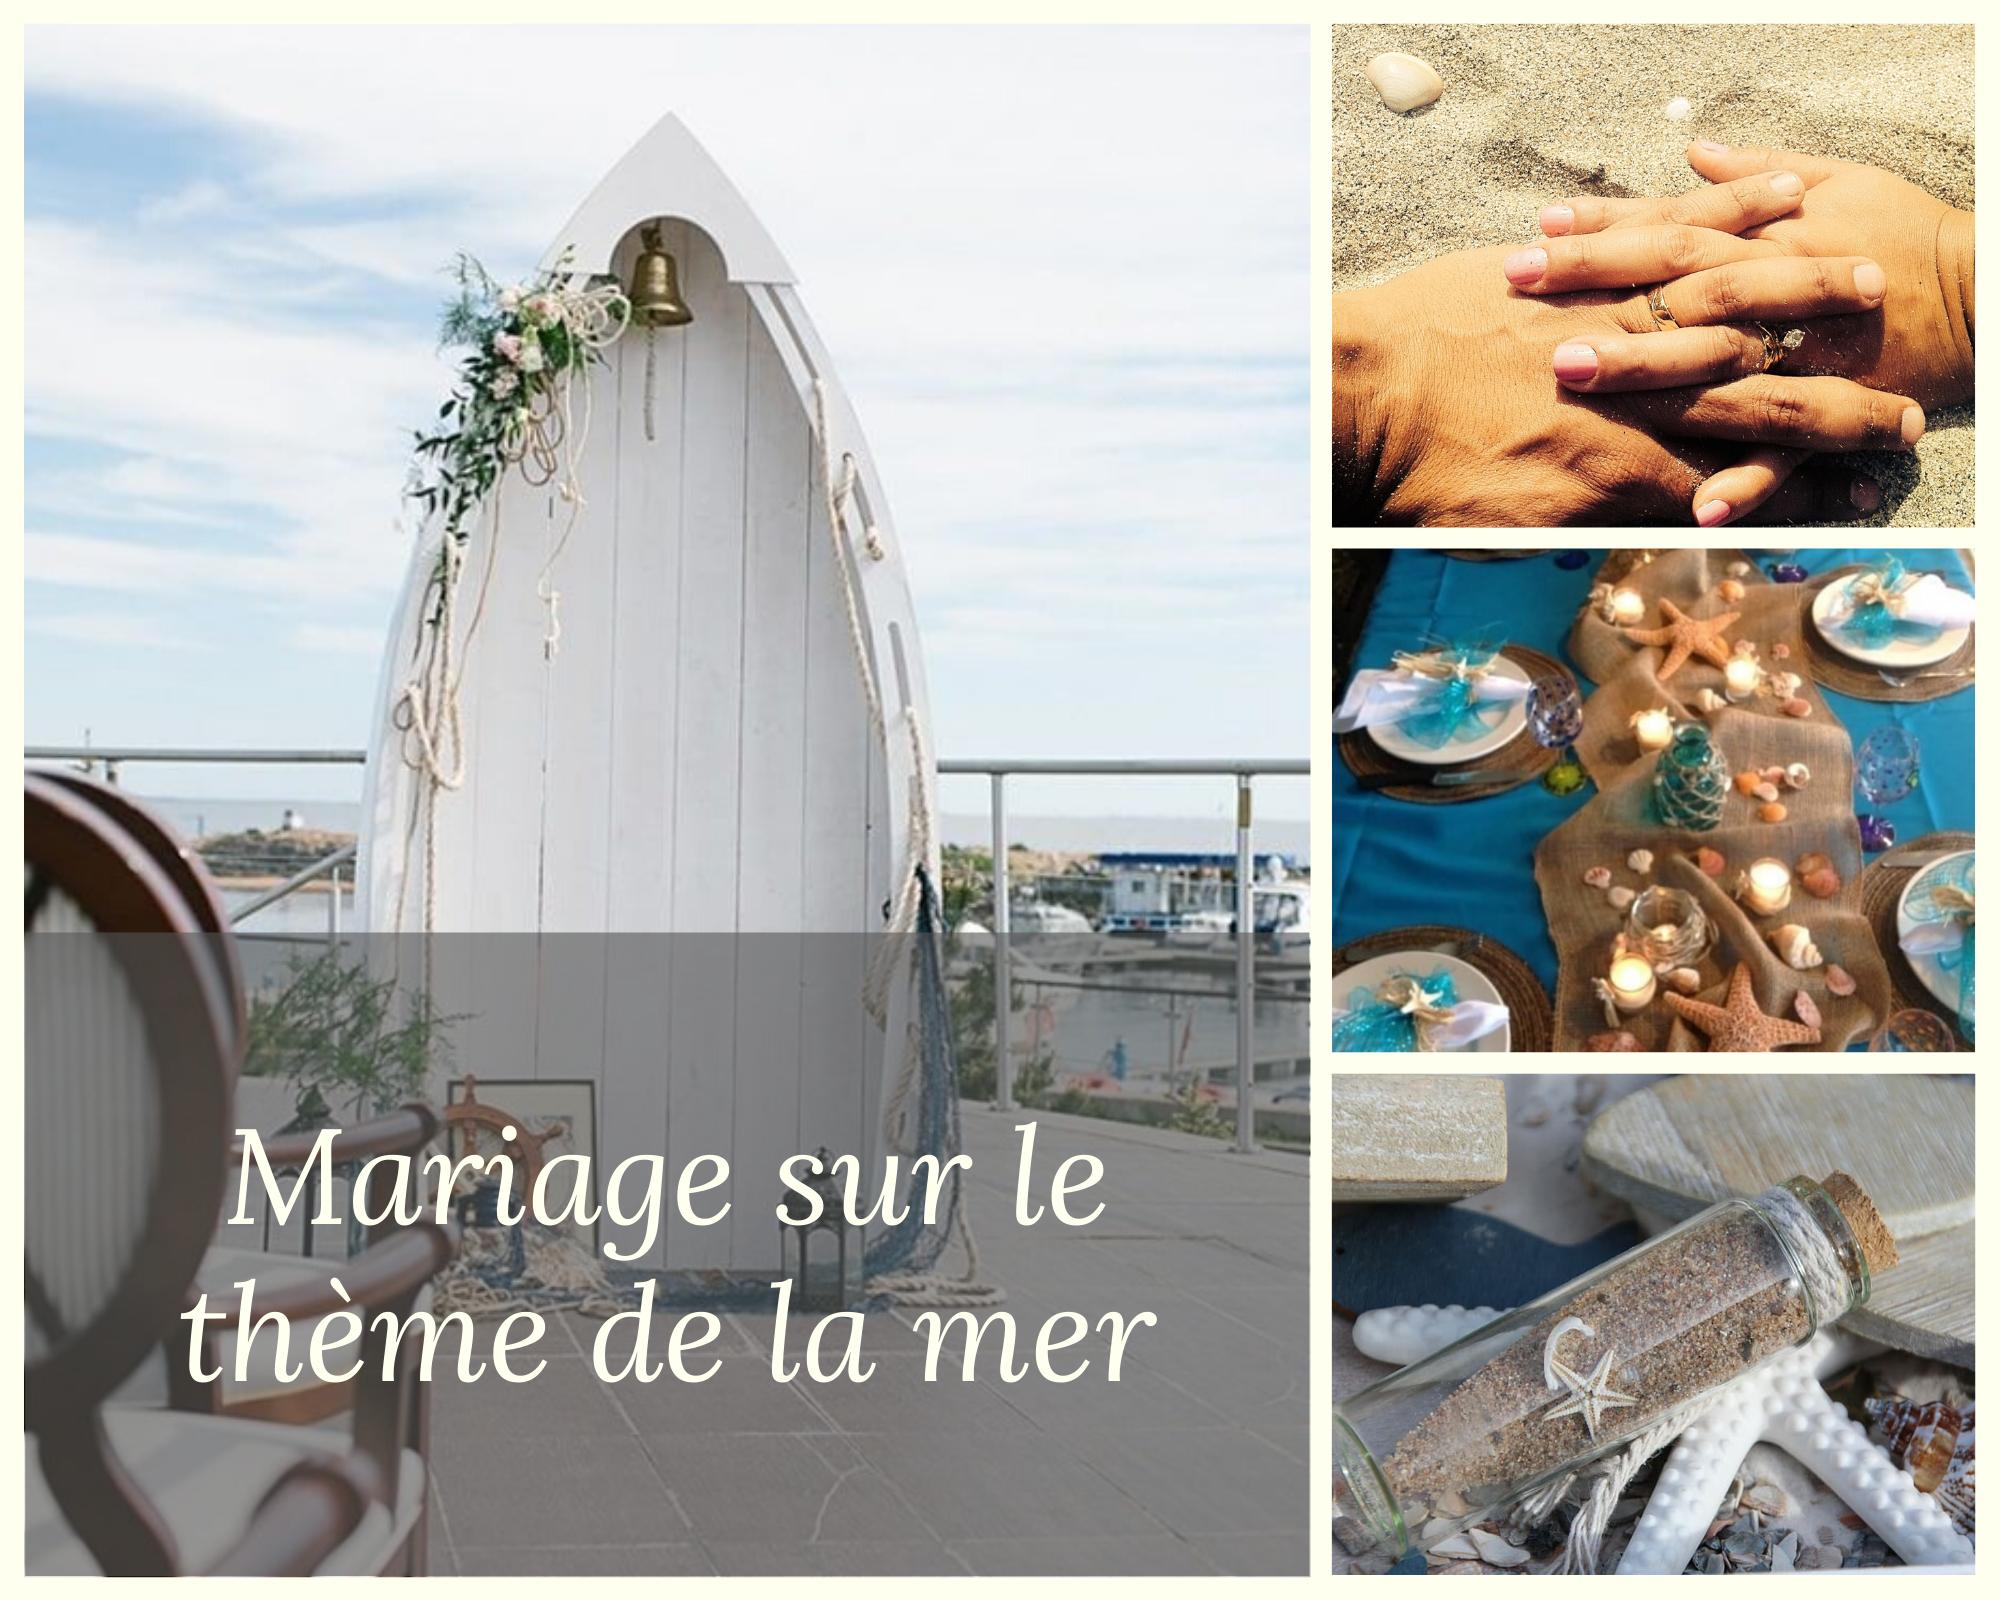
[1695,847,1727,878]
[1734,639,1759,658]
[1664,96,1693,121]
[1771,642,1792,660]
[1759,801,1788,823]
[1783,697,1812,717]
[1769,923,1823,970]
[1627,848,1654,874]
[1607,885,1636,911]
[1735,771,1764,796]
[1824,963,1857,997]
[1740,1483,1790,1518]
[1695,688,1728,714]
[1719,578,1746,602]
[1467,1528,1531,1568]
[1796,851,1832,876]
[1761,765,1787,781]
[1771,671,1803,699]
[1727,561,1750,578]
[1587,1030,1640,1051]
[1783,762,1811,790]
[1667,967,1703,995]
[1793,991,1823,1030]
[1754,782,1780,804]
[1583,865,1613,889]
[1366,51,1444,113]
[1801,867,1842,899]
[1865,1399,1971,1504]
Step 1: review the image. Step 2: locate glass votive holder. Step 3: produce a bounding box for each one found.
[1626,886,1710,973]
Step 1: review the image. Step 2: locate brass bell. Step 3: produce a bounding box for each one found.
[627,222,692,327]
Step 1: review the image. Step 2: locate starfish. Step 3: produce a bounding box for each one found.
[1623,598,1740,681]
[1357,1313,1974,1573]
[1664,962,1821,1051]
[1544,1347,1639,1441]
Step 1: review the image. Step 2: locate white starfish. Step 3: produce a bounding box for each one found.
[1543,1346,1639,1441]
[1355,1307,1974,1572]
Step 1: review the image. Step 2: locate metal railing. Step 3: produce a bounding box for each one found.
[25,744,1307,1152]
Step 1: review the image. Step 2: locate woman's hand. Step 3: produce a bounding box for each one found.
[1333,223,1913,525]
[1537,143,1973,408]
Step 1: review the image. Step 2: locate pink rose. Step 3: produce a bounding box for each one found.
[493,331,524,365]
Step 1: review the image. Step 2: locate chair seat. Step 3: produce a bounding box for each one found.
[26,1411,423,1575]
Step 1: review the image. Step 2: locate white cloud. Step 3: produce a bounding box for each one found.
[28,609,209,650]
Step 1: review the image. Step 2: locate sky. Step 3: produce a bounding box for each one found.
[23,25,1309,827]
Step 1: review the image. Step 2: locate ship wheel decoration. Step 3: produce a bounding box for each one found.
[443,1074,563,1195]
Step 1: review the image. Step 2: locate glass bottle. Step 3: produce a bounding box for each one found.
[1649,722,1729,831]
[1334,1173,1890,1562]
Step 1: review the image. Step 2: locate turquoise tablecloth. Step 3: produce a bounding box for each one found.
[1330,549,1975,1046]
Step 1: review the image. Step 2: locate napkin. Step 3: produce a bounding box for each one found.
[1829,560,1976,646]
[1330,969,1511,1052]
[1333,636,1531,748]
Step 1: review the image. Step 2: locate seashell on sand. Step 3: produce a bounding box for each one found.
[1769,923,1822,969]
[1824,963,1857,996]
[1667,966,1702,995]
[1587,1030,1640,1052]
[1627,848,1654,874]
[1583,865,1613,889]
[1607,885,1636,911]
[1793,991,1823,1030]
[1759,801,1788,823]
[1695,847,1727,878]
[1865,1398,1973,1536]
[1366,52,1444,114]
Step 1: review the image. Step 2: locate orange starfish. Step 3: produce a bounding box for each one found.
[1623,599,1740,681]
[1664,962,1821,1051]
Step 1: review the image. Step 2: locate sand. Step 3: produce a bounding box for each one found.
[1332,24,1974,527]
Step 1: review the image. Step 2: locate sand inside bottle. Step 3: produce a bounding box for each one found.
[1383,1174,1896,1507]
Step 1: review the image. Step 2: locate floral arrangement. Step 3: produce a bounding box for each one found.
[406,249,630,546]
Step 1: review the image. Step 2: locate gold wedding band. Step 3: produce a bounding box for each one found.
[1647,285,1679,332]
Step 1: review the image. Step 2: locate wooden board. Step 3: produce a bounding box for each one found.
[1330,1075,1508,1201]
[1586,1075,1974,1361]
[355,117,935,1271]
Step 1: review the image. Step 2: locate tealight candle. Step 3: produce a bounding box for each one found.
[1723,657,1762,701]
[1741,857,1793,916]
[1631,707,1675,753]
[1608,954,1657,1011]
[1609,588,1645,625]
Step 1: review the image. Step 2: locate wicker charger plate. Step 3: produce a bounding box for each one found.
[1856,830,1974,1048]
[1330,924,1553,1053]
[1442,550,1551,561]
[1798,567,1975,703]
[1337,644,1574,804]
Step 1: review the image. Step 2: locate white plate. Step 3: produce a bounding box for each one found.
[1896,850,1975,1020]
[1363,654,1532,767]
[1811,574,1971,669]
[1332,952,1510,1053]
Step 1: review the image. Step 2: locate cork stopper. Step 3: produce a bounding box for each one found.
[1822,1171,1900,1273]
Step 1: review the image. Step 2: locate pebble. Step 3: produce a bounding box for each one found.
[1665,96,1693,120]
[1759,801,1788,823]
[1801,866,1842,898]
[1366,51,1444,114]
[1734,771,1763,796]
[1695,846,1727,877]
[1429,1532,1480,1559]
[1467,1528,1530,1568]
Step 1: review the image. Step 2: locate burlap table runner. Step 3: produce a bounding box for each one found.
[1534,549,1892,1051]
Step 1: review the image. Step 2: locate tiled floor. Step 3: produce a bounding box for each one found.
[425,1110,1307,1575]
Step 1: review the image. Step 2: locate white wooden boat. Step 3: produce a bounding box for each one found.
[357,116,936,1272]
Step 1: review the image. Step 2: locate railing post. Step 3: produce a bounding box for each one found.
[991,772,1014,1112]
[1234,772,1257,1154]
[327,865,342,947]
